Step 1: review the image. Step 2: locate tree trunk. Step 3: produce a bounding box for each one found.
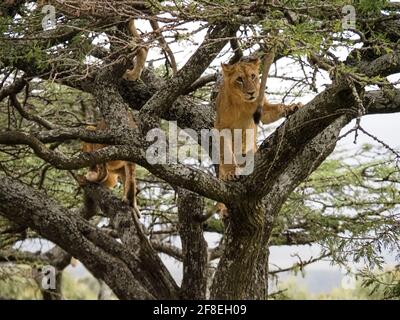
[210,203,271,299]
[178,189,208,299]
[41,271,63,300]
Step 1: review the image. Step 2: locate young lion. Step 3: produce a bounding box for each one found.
[215,57,302,215]
[82,119,139,217]
[122,19,149,82]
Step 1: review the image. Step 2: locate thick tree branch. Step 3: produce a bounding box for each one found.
[249,84,400,201]
[247,83,356,199]
[83,182,179,299]
[357,51,400,78]
[119,77,215,133]
[262,116,350,214]
[183,73,218,95]
[0,246,72,270]
[0,176,181,299]
[0,131,236,203]
[178,189,208,300]
[366,89,400,114]
[150,241,183,262]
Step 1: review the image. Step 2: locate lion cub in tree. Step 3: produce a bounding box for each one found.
[215,57,302,214]
[122,20,149,81]
[82,118,139,217]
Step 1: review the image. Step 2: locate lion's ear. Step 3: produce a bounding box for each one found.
[221,63,235,75]
[248,56,261,67]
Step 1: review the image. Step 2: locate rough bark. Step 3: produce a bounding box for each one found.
[0,177,178,299]
[210,203,270,300]
[177,189,208,299]
[84,183,179,299]
[210,116,350,299]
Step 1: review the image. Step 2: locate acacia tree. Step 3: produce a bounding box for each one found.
[0,0,399,300]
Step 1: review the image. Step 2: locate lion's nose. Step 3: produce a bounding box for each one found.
[247,90,256,97]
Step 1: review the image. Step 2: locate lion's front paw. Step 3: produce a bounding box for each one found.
[224,172,240,181]
[123,70,140,81]
[285,102,303,116]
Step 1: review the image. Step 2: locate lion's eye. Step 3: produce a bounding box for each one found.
[251,74,257,80]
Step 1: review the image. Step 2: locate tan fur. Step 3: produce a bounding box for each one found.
[123,20,149,81]
[81,117,140,217]
[215,58,302,216]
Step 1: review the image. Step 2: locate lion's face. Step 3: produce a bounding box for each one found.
[221,58,260,103]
